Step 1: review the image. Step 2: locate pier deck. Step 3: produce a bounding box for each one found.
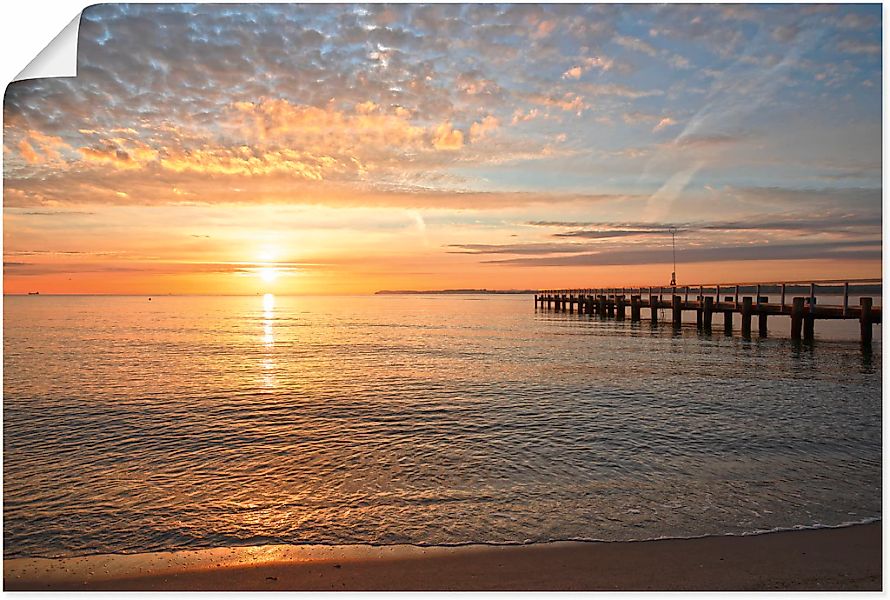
[535,279,881,345]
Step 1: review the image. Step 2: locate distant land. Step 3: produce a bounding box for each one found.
[375,289,536,295]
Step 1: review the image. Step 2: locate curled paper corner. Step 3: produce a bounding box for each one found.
[14,12,82,82]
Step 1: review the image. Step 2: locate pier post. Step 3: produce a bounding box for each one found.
[741,296,752,338]
[758,313,768,337]
[630,295,641,321]
[534,294,538,309]
[791,297,804,340]
[598,295,607,318]
[562,294,568,313]
[547,296,552,310]
[860,297,873,346]
[649,295,658,324]
[703,296,713,330]
[804,307,815,342]
[672,295,682,328]
[723,307,733,335]
[616,295,626,321]
[696,305,703,329]
[569,294,575,314]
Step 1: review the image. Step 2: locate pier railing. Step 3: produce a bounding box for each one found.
[535,279,881,344]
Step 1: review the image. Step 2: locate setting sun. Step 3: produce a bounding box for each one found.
[258,266,279,284]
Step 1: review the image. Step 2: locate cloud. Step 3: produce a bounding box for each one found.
[562,66,583,80]
[562,55,614,79]
[652,117,677,132]
[469,115,500,142]
[529,92,588,114]
[482,240,880,266]
[614,35,658,57]
[579,83,663,99]
[837,40,881,55]
[15,130,72,164]
[79,140,158,171]
[431,122,464,150]
[17,140,41,164]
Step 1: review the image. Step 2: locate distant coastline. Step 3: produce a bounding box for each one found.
[375,289,536,295]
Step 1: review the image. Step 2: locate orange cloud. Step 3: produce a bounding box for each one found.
[16,130,72,164]
[17,139,42,164]
[562,56,614,79]
[652,117,677,132]
[230,99,428,151]
[431,122,464,150]
[469,115,500,142]
[78,139,159,170]
[530,93,587,115]
[160,147,343,179]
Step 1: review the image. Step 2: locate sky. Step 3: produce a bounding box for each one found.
[2,3,883,295]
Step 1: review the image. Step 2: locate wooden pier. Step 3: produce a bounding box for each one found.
[534,279,882,345]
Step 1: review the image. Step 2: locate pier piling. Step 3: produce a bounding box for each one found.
[860,297,873,346]
[703,296,713,330]
[649,295,658,324]
[791,297,804,340]
[672,295,682,328]
[741,297,752,338]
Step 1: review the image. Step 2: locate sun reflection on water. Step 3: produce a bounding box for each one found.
[262,293,275,315]
[261,293,276,387]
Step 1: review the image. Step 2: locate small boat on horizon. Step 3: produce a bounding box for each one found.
[27,291,40,295]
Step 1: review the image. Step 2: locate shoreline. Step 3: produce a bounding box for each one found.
[5,522,881,591]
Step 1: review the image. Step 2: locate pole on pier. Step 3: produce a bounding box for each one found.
[672,295,682,328]
[649,295,659,324]
[607,296,615,318]
[741,296,752,338]
[758,313,768,337]
[696,305,703,329]
[598,295,607,318]
[723,307,733,335]
[843,283,849,318]
[562,294,568,313]
[616,295,626,321]
[703,296,713,331]
[534,294,538,309]
[791,297,804,340]
[860,297,873,346]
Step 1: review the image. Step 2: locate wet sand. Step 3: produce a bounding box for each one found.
[4,522,880,591]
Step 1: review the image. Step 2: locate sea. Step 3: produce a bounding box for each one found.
[3,293,882,559]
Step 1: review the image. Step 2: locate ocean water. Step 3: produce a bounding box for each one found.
[3,294,882,559]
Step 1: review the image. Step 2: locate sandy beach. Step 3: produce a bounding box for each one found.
[4,522,880,591]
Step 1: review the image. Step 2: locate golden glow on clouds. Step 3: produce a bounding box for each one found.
[2,4,881,294]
